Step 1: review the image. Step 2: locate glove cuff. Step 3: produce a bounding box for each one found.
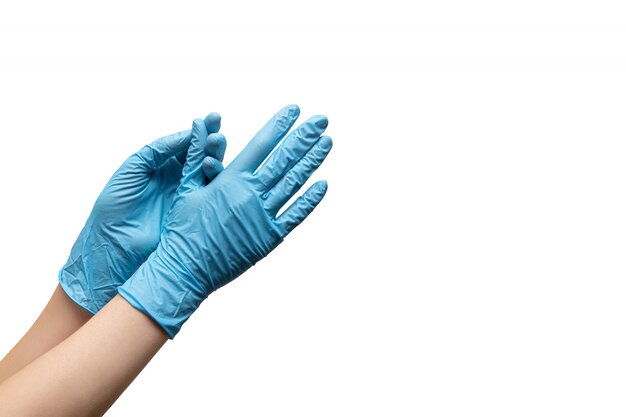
[117,251,207,338]
[58,265,100,315]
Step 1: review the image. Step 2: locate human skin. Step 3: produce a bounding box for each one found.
[0,295,167,417]
[0,284,92,384]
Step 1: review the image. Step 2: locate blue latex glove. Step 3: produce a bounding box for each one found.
[60,113,227,314]
[119,105,332,337]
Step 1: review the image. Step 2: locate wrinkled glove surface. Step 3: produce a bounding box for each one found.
[119,105,332,337]
[60,114,226,314]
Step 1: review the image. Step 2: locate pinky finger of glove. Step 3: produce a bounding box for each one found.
[275,180,328,237]
[202,156,225,182]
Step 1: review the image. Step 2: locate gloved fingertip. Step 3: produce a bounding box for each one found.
[315,115,329,129]
[206,133,227,161]
[274,105,299,134]
[202,156,224,180]
[278,104,300,123]
[318,136,333,152]
[206,132,226,145]
[204,112,221,133]
[303,181,327,206]
[286,104,300,117]
[313,180,328,198]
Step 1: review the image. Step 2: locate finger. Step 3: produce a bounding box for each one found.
[274,180,328,237]
[255,115,328,189]
[136,112,220,168]
[263,136,332,215]
[134,130,192,172]
[202,156,224,182]
[204,112,221,134]
[228,104,300,173]
[205,133,227,162]
[179,118,211,193]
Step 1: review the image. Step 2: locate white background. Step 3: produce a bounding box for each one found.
[1,1,626,416]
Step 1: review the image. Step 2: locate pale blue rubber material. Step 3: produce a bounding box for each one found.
[59,113,225,314]
[118,105,332,338]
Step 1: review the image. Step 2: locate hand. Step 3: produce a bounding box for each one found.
[59,113,227,314]
[119,104,332,337]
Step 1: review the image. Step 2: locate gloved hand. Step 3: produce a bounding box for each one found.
[118,105,332,337]
[60,113,227,314]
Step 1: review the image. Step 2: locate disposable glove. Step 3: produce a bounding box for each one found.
[119,105,332,337]
[60,113,227,314]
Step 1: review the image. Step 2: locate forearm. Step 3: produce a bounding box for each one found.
[0,284,92,384]
[0,295,167,417]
